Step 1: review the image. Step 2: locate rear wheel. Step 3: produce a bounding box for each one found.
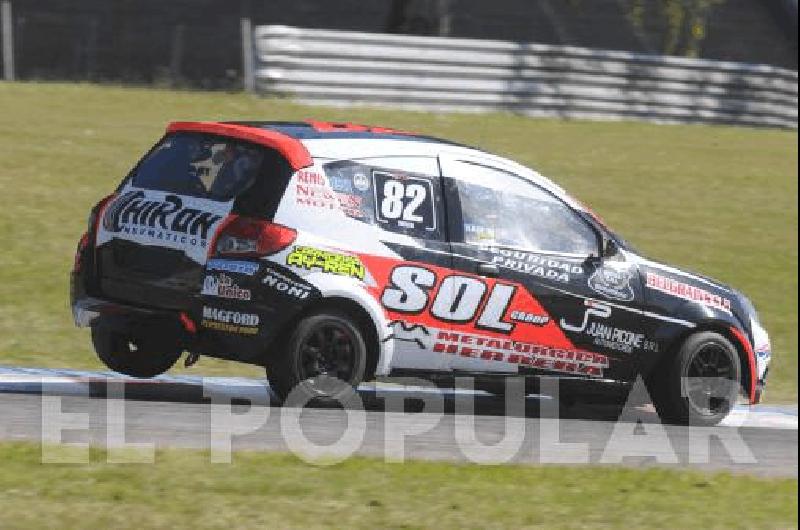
[91,319,182,378]
[267,310,367,405]
[651,331,741,426]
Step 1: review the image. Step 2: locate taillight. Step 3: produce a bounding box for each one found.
[213,216,297,257]
[89,193,117,240]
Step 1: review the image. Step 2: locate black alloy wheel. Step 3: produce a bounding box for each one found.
[651,331,741,427]
[267,310,367,404]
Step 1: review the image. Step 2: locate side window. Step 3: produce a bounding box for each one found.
[452,161,598,256]
[322,160,444,241]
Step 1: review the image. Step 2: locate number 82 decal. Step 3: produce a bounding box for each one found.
[373,171,436,231]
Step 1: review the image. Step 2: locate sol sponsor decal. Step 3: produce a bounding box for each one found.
[201,306,259,335]
[432,330,609,378]
[560,300,657,354]
[202,273,251,300]
[645,272,731,312]
[103,189,223,248]
[286,246,366,280]
[487,248,583,284]
[262,267,312,299]
[381,265,517,333]
[206,259,259,276]
[587,263,635,302]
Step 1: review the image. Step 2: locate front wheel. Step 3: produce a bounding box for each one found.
[651,331,741,427]
[267,310,368,405]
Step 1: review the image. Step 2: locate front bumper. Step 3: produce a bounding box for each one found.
[751,319,771,404]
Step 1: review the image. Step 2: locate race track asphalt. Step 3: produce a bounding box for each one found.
[0,367,796,477]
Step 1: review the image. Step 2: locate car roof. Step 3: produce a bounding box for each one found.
[223,120,473,148]
[166,120,576,208]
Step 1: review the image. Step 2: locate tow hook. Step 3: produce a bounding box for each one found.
[184,352,200,368]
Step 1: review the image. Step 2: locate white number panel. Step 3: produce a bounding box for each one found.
[373,171,436,233]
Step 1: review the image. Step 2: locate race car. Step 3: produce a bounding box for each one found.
[70,120,771,426]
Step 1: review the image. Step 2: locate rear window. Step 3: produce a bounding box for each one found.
[131,133,265,202]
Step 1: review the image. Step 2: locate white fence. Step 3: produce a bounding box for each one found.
[254,25,798,129]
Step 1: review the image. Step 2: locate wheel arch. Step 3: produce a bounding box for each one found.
[266,292,391,381]
[650,319,755,404]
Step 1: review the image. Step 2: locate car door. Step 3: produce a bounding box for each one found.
[438,153,645,381]
[318,156,457,373]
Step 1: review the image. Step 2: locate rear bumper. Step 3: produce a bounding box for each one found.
[71,294,176,328]
[71,269,176,328]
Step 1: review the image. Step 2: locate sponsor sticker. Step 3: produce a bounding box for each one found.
[296,169,367,218]
[101,188,227,262]
[202,274,251,301]
[509,310,550,325]
[560,300,657,353]
[201,306,259,335]
[465,223,496,242]
[587,263,635,302]
[383,320,431,349]
[381,265,517,334]
[352,173,370,192]
[261,266,313,299]
[206,259,260,276]
[487,247,583,284]
[336,193,365,219]
[432,329,609,378]
[286,246,366,280]
[328,174,354,194]
[645,272,731,312]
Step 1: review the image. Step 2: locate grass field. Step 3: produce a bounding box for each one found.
[0,82,796,401]
[0,442,794,529]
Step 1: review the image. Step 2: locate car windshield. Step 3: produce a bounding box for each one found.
[130,133,265,201]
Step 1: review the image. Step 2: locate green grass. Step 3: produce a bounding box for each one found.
[0,442,794,529]
[0,81,796,400]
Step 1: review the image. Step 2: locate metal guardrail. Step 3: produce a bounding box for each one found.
[254,25,798,129]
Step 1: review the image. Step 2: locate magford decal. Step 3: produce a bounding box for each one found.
[201,306,259,335]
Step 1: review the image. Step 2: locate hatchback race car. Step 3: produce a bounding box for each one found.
[71,120,771,425]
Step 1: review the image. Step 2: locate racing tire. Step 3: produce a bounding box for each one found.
[267,310,367,406]
[91,320,182,378]
[650,331,741,427]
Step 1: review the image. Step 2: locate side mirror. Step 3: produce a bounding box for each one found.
[603,237,619,258]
